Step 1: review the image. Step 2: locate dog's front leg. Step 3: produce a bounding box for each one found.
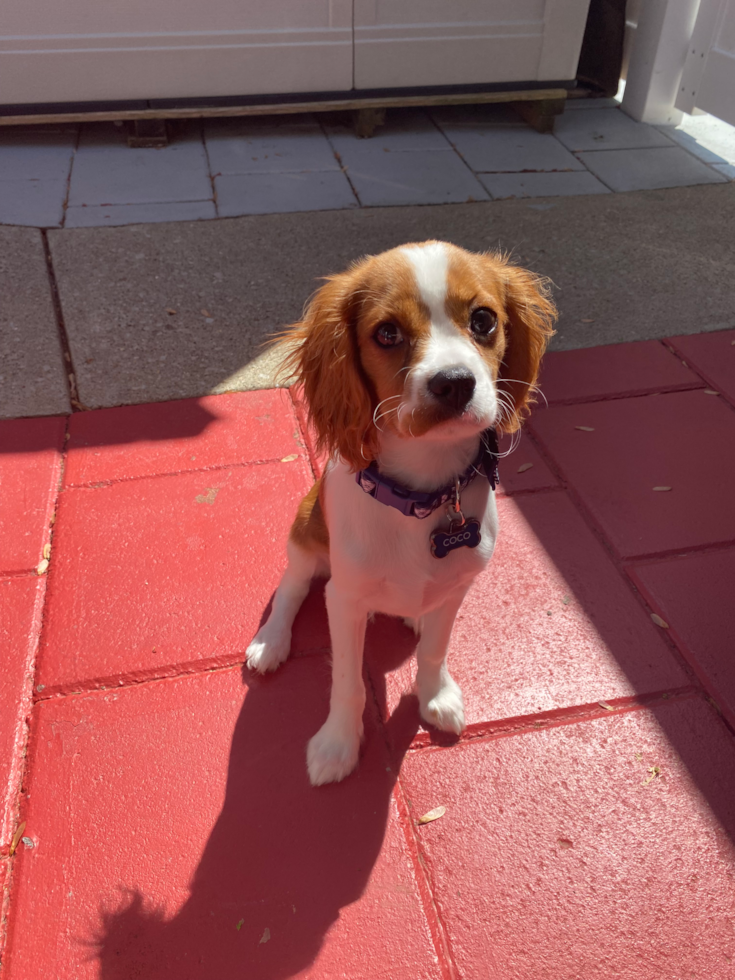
[415,587,470,735]
[307,580,367,786]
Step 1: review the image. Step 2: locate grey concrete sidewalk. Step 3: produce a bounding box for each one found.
[2,182,735,419]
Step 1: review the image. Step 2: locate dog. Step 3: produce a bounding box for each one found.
[246,241,556,786]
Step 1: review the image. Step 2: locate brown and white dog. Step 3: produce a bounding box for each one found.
[246,241,555,785]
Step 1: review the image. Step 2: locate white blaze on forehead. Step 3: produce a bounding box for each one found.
[401,242,449,323]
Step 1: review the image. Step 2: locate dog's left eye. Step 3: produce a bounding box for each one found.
[374,322,404,348]
[469,307,498,338]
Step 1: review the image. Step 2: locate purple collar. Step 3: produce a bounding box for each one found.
[355,429,499,519]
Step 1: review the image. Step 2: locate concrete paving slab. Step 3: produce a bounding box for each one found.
[0,226,70,418]
[0,179,67,228]
[215,170,357,216]
[205,114,339,175]
[64,200,216,228]
[658,113,735,166]
[479,171,610,198]
[0,126,77,181]
[442,126,584,173]
[46,183,735,408]
[68,122,212,207]
[578,146,727,193]
[339,149,489,206]
[555,107,675,152]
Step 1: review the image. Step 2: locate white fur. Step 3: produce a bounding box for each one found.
[246,242,501,786]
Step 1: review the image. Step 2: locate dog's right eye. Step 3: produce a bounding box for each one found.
[374,322,404,348]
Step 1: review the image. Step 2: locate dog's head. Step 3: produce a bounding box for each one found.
[283,241,556,470]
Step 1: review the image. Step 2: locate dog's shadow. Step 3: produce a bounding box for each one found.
[95,584,424,980]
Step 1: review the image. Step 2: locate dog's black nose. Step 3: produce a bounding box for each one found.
[427,368,476,412]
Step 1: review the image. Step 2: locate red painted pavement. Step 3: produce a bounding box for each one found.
[667,327,735,404]
[1,342,734,979]
[538,338,702,405]
[0,417,64,574]
[529,388,735,558]
[0,578,43,851]
[629,548,735,728]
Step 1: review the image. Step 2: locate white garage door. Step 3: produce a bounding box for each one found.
[353,0,592,89]
[0,0,353,104]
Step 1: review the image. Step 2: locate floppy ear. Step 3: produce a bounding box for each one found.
[279,271,377,472]
[497,262,556,432]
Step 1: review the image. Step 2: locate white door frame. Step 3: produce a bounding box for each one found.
[621,0,701,124]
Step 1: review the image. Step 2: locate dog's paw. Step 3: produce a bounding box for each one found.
[245,626,290,674]
[307,720,362,786]
[418,674,466,735]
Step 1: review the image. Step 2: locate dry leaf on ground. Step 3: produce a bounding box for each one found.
[259,928,271,944]
[9,822,26,856]
[42,543,51,559]
[517,462,534,474]
[598,701,614,711]
[652,486,672,492]
[418,805,446,825]
[575,426,595,432]
[280,454,298,463]
[651,613,669,629]
[36,559,49,576]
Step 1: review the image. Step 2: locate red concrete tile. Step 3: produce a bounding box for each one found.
[496,433,557,495]
[0,417,64,574]
[538,340,702,405]
[530,390,735,558]
[0,577,43,851]
[667,327,735,403]
[400,698,735,980]
[4,661,441,980]
[369,492,689,732]
[64,389,304,487]
[629,548,735,727]
[37,459,315,694]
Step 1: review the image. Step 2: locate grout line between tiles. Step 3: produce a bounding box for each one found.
[392,777,459,980]
[40,231,85,412]
[405,687,700,754]
[59,123,80,229]
[61,450,309,491]
[662,337,735,413]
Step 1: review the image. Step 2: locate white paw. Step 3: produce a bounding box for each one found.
[245,625,290,674]
[307,718,362,786]
[417,674,466,735]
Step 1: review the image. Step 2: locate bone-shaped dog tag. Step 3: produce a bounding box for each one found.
[430,519,482,559]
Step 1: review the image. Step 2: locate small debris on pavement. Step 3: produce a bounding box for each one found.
[236,919,244,931]
[36,558,49,576]
[21,837,34,849]
[195,488,219,505]
[598,701,614,711]
[9,822,26,856]
[43,543,51,559]
[562,595,571,605]
[703,389,719,395]
[580,318,595,323]
[575,426,595,432]
[418,805,446,825]
[165,308,177,315]
[652,486,672,491]
[643,765,661,785]
[280,454,298,463]
[201,309,211,317]
[517,462,534,473]
[259,927,271,944]
[650,613,669,629]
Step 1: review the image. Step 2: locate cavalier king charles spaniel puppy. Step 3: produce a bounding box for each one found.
[246,241,556,785]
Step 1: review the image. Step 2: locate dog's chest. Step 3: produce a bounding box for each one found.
[325,463,498,617]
